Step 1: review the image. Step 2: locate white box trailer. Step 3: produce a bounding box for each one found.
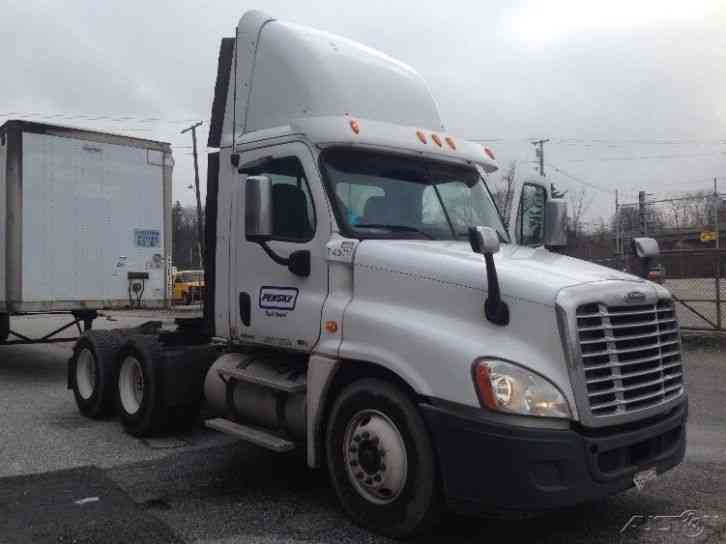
[0,120,173,343]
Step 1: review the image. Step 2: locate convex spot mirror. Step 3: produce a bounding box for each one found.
[632,237,660,258]
[469,226,500,254]
[245,175,273,241]
[544,199,568,248]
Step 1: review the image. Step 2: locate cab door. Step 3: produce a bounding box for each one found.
[231,142,330,352]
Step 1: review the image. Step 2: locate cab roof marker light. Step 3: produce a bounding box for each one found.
[431,134,442,147]
[416,130,427,144]
[349,119,360,135]
[483,146,495,160]
[445,136,456,150]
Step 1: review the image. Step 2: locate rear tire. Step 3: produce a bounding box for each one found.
[0,314,9,343]
[116,335,166,437]
[325,379,440,539]
[69,331,122,418]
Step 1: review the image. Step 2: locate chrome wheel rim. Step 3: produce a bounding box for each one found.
[343,409,408,504]
[76,348,96,400]
[119,357,144,415]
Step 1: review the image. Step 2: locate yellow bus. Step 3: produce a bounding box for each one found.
[173,270,205,305]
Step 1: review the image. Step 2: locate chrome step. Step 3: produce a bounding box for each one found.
[205,418,295,452]
[218,364,306,393]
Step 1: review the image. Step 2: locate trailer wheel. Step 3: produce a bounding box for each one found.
[69,331,122,418]
[325,379,440,539]
[116,335,167,437]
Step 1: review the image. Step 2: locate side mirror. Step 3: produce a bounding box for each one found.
[544,200,567,248]
[632,237,660,258]
[468,226,500,255]
[468,226,509,326]
[245,175,273,241]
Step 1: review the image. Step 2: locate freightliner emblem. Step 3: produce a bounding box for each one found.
[625,291,646,303]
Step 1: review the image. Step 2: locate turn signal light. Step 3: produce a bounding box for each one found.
[483,146,495,160]
[416,130,427,144]
[472,363,498,410]
[349,119,360,135]
[431,134,442,147]
[445,136,456,150]
[325,320,339,333]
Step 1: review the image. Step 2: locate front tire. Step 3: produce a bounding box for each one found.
[325,379,440,538]
[69,331,122,418]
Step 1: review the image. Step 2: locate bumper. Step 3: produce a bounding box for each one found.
[420,397,687,515]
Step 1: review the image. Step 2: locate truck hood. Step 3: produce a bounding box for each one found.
[353,240,646,307]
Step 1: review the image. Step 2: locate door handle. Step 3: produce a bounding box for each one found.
[239,292,251,326]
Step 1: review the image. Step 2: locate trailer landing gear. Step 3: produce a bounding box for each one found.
[0,310,98,346]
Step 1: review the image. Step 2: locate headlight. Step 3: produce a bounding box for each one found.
[472,359,571,418]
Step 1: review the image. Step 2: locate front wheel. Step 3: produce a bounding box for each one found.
[325,379,440,539]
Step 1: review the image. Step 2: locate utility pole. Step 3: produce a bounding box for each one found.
[638,190,647,236]
[181,121,205,267]
[615,189,620,258]
[714,177,720,250]
[531,139,549,176]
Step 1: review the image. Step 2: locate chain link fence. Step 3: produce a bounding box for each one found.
[575,189,726,331]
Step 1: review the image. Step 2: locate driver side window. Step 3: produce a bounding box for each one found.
[248,156,316,243]
[516,183,547,246]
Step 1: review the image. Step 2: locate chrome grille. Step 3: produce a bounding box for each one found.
[576,299,683,417]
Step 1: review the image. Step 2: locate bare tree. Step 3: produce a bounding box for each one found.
[492,161,517,228]
[568,187,593,240]
[664,191,711,230]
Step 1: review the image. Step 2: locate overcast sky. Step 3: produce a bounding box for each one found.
[1,0,724,224]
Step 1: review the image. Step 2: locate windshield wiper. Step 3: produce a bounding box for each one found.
[354,224,435,240]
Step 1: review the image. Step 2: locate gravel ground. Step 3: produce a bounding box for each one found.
[0,314,724,543]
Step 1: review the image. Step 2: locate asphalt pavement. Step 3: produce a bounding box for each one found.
[0,313,724,543]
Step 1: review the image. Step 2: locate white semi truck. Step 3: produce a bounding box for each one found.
[68,11,687,538]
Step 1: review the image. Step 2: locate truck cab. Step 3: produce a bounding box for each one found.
[204,11,686,534]
[69,10,687,539]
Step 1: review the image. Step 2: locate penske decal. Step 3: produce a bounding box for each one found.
[259,286,299,311]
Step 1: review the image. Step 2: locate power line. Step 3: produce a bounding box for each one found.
[564,152,724,163]
[547,164,614,194]
[470,137,726,145]
[0,112,207,125]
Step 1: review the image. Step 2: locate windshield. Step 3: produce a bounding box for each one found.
[321,148,508,242]
[322,149,508,242]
